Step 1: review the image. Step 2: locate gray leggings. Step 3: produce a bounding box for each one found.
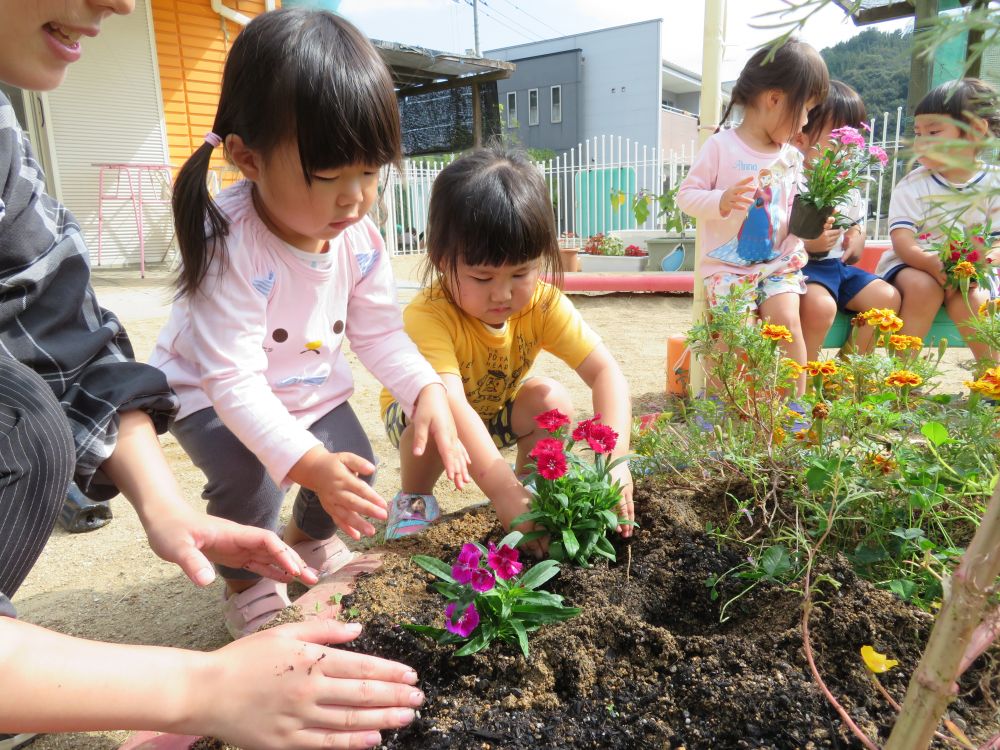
[171,401,375,580]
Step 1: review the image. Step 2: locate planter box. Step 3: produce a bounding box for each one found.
[646,235,696,272]
[579,254,648,272]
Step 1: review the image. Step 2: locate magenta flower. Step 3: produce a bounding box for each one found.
[534,409,570,433]
[868,145,888,166]
[571,413,603,442]
[585,423,618,455]
[444,602,480,637]
[831,126,865,147]
[530,437,566,459]
[487,543,523,580]
[535,450,568,480]
[451,543,481,584]
[470,567,496,592]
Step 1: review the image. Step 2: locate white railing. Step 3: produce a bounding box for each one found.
[382,112,908,256]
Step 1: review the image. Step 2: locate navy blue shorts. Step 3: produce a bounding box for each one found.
[804,258,881,310]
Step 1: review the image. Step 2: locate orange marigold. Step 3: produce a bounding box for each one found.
[806,359,839,377]
[760,323,793,343]
[782,358,805,376]
[860,308,904,333]
[888,334,923,352]
[884,370,923,388]
[867,453,898,474]
[952,260,977,279]
[966,367,1000,398]
[811,402,829,420]
[979,299,1000,317]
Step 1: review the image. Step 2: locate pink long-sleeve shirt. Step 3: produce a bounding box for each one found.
[150,181,441,486]
[677,128,804,279]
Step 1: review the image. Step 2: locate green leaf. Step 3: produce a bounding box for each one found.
[921,421,950,446]
[454,628,494,656]
[759,545,791,580]
[511,604,581,622]
[805,464,831,492]
[517,559,562,590]
[410,555,455,583]
[401,623,448,639]
[498,530,524,549]
[561,527,580,560]
[887,579,917,601]
[511,619,530,658]
[599,509,620,529]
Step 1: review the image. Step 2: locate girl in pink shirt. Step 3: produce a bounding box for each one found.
[678,39,829,390]
[151,9,469,638]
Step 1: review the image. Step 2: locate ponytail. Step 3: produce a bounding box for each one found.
[172,135,230,298]
[716,101,736,133]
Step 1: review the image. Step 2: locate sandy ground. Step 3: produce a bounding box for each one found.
[13,257,978,749]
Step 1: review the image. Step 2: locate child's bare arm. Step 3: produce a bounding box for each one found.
[890,227,945,285]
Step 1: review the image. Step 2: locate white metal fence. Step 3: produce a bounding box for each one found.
[382,110,909,256]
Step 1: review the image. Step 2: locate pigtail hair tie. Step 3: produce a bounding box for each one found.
[204,132,222,148]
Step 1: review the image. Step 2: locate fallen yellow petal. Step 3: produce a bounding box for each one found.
[861,645,899,673]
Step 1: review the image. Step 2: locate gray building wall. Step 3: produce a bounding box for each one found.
[493,50,581,155]
[487,19,662,157]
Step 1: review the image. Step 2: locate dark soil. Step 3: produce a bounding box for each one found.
[337,476,998,750]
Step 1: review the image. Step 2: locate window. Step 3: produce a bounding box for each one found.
[550,85,562,124]
[528,88,539,126]
[506,91,517,128]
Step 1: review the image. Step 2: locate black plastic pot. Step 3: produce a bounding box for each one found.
[788,195,835,240]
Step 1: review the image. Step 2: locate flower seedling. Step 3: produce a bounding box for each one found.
[405,531,579,657]
[799,125,888,220]
[513,410,635,567]
[920,222,995,295]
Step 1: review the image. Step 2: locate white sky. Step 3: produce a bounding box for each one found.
[340,0,913,80]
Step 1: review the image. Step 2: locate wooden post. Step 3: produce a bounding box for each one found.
[906,0,939,117]
[689,0,726,395]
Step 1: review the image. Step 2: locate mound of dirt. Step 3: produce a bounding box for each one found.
[338,477,996,750]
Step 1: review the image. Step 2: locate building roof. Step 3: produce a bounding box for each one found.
[833,0,917,25]
[373,39,514,97]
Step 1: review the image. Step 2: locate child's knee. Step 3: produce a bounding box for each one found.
[517,376,573,414]
[896,269,943,300]
[800,288,837,328]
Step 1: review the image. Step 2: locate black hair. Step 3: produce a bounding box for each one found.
[802,80,867,141]
[423,143,561,303]
[172,8,401,297]
[719,38,829,137]
[915,78,1000,138]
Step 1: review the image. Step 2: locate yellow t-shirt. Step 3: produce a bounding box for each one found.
[379,281,601,421]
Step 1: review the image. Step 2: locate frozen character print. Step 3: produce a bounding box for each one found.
[707,169,782,267]
[385,490,441,540]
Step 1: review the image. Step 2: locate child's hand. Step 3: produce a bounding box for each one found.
[719,176,755,217]
[802,217,839,255]
[193,619,422,749]
[410,383,471,489]
[610,462,635,539]
[840,227,865,265]
[920,253,947,286]
[289,448,387,540]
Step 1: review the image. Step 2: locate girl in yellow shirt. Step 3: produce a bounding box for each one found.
[381,145,634,541]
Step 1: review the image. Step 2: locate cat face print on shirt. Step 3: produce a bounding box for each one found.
[264,320,345,389]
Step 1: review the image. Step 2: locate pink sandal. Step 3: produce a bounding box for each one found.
[222,578,290,639]
[292,535,355,583]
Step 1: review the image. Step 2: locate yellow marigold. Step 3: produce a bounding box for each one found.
[979,299,1000,317]
[885,370,923,388]
[760,323,793,343]
[771,426,786,446]
[966,368,1000,398]
[860,308,904,333]
[952,260,977,279]
[782,358,805,376]
[888,334,923,352]
[861,645,898,674]
[867,453,897,474]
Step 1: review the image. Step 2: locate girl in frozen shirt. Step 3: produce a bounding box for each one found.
[151,8,469,638]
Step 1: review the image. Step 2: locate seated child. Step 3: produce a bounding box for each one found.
[793,81,901,358]
[381,144,635,541]
[878,78,1000,362]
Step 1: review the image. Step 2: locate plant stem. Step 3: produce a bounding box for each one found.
[885,481,1000,750]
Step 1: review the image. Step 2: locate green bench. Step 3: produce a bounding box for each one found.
[818,242,967,349]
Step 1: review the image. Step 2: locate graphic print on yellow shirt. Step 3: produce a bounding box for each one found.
[379,282,600,422]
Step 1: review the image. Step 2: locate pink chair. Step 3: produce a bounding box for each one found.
[93,163,173,278]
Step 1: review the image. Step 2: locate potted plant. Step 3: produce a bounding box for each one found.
[578,233,648,272]
[790,125,888,240]
[613,183,695,272]
[557,231,581,272]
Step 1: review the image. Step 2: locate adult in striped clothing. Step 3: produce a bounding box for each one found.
[0,2,424,749]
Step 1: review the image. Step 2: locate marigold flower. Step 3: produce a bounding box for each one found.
[534,409,570,433]
[782,358,805,376]
[867,453,897,474]
[771,426,786,445]
[952,260,977,279]
[444,602,480,638]
[794,428,818,445]
[888,334,923,352]
[861,645,898,674]
[760,323,793,343]
[860,308,904,333]
[811,402,829,420]
[884,370,923,388]
[487,543,522,580]
[977,298,1000,317]
[805,360,839,377]
[586,423,618,455]
[966,367,1000,397]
